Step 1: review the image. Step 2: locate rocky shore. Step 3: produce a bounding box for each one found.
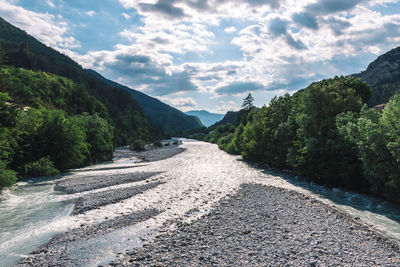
[113,184,400,266]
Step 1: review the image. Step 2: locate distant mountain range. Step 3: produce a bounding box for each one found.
[185,110,224,127]
[0,17,202,138]
[352,46,400,106]
[88,70,203,134]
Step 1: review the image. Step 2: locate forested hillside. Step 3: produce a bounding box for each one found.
[0,17,153,145]
[87,70,203,134]
[0,17,159,189]
[0,66,115,188]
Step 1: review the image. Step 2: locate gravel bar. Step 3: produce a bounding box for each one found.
[129,146,185,162]
[113,184,400,266]
[16,209,160,267]
[55,172,161,194]
[73,181,164,214]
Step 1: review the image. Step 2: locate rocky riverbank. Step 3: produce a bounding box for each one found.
[113,184,400,266]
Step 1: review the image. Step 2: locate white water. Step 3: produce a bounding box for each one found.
[1,140,400,266]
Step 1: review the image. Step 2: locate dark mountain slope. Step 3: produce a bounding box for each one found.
[352,46,400,106]
[210,111,241,128]
[0,17,151,144]
[185,110,223,127]
[87,70,203,134]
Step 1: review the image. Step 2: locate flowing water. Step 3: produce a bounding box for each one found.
[1,140,400,266]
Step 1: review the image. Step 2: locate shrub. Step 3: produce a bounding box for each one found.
[153,141,163,148]
[129,139,145,151]
[0,160,17,190]
[23,157,60,177]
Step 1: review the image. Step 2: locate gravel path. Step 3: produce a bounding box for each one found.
[55,172,160,193]
[73,181,164,215]
[113,184,400,266]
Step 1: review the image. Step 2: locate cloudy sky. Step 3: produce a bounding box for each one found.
[1,0,399,113]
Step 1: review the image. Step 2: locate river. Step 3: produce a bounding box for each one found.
[1,139,400,266]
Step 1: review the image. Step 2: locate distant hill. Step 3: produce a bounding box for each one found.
[185,110,224,127]
[88,70,203,134]
[210,111,240,128]
[352,46,400,106]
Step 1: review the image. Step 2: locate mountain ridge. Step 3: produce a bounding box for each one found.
[87,70,203,134]
[0,16,201,139]
[185,110,224,127]
[352,46,400,106]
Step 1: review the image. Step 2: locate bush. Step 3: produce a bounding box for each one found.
[129,139,145,151]
[153,141,163,148]
[0,160,17,190]
[23,157,60,177]
[218,134,234,150]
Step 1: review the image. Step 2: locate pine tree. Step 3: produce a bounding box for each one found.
[242,93,254,110]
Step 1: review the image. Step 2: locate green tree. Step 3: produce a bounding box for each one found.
[242,93,254,111]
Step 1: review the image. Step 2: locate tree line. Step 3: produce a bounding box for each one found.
[196,77,400,205]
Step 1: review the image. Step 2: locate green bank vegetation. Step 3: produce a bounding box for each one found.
[0,66,129,189]
[197,76,400,205]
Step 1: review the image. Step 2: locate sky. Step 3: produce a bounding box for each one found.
[0,0,400,114]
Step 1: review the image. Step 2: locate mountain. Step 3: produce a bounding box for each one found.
[0,16,153,145]
[185,110,224,127]
[210,111,240,128]
[87,70,203,134]
[0,16,201,140]
[352,46,400,106]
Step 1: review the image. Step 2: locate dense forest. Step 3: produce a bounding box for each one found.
[195,76,400,205]
[0,17,155,145]
[0,17,163,189]
[0,65,115,188]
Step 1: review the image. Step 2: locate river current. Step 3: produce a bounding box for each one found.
[1,139,399,266]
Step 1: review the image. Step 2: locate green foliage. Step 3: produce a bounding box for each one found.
[0,160,17,190]
[338,95,400,203]
[130,139,145,151]
[0,66,108,117]
[203,123,235,144]
[0,21,153,145]
[218,76,374,192]
[287,76,370,186]
[23,157,59,177]
[13,108,89,171]
[72,113,114,163]
[242,93,254,111]
[153,140,163,148]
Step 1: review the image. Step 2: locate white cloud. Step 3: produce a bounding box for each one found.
[214,100,240,113]
[157,96,197,111]
[122,12,130,19]
[0,0,79,51]
[224,26,237,33]
[46,0,55,8]
[85,10,96,17]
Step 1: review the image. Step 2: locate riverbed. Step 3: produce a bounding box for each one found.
[1,140,400,266]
